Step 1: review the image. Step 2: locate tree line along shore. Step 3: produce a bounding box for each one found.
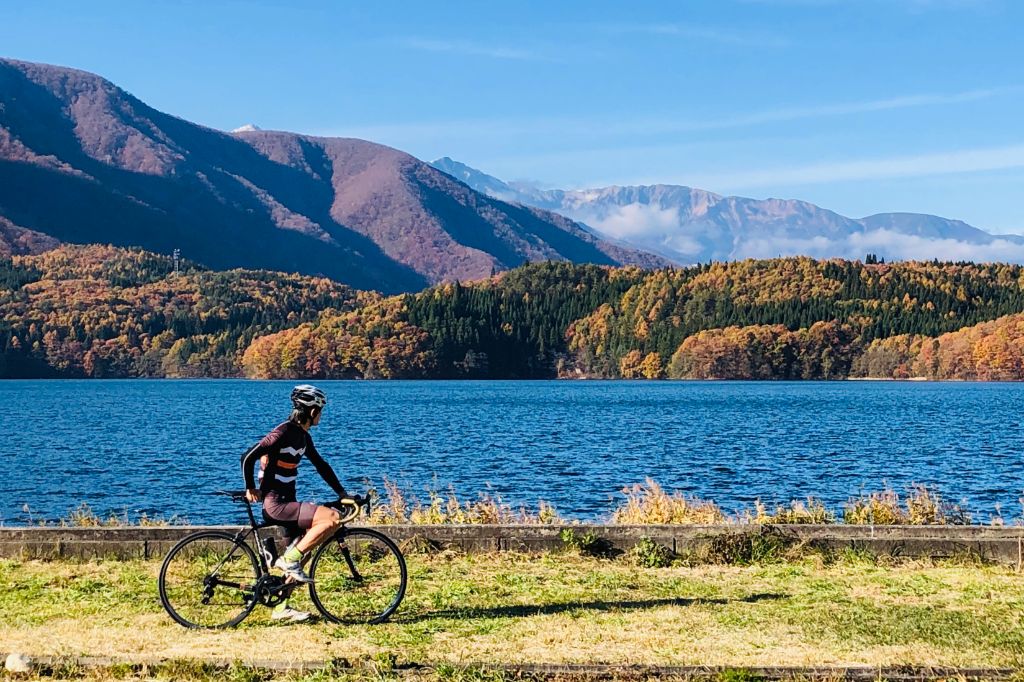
[2,244,1024,380]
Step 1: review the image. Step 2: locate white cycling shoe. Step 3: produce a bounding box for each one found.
[274,556,313,583]
[271,605,311,622]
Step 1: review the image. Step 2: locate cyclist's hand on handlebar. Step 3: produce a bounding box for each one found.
[245,488,262,503]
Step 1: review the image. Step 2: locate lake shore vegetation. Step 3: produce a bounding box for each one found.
[22,480,999,528]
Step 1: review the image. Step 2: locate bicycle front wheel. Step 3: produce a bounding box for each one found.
[158,530,260,628]
[309,528,407,624]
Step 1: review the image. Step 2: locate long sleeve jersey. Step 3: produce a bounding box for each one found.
[240,420,347,501]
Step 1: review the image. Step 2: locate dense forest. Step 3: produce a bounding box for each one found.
[4,245,1024,379]
[563,258,1024,379]
[0,245,366,377]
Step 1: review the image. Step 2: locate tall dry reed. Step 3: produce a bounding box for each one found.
[611,479,726,524]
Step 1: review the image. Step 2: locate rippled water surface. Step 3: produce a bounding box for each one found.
[3,380,1022,523]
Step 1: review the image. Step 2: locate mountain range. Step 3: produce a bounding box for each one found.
[431,158,1024,265]
[4,56,1021,294]
[0,58,664,293]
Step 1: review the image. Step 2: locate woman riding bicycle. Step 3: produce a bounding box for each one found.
[240,384,349,622]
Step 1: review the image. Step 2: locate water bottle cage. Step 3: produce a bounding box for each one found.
[261,537,278,565]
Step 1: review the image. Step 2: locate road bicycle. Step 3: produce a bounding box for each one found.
[158,490,406,628]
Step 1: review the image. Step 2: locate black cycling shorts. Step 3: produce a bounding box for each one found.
[262,492,317,539]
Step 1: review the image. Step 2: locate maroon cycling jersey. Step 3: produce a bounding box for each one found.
[240,420,346,501]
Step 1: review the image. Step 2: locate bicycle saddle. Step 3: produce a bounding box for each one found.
[213,490,249,503]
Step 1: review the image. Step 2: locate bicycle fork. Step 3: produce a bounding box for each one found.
[337,539,364,582]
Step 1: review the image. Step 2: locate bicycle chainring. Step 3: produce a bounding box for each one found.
[253,574,291,607]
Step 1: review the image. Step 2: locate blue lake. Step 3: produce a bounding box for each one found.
[2,380,1022,524]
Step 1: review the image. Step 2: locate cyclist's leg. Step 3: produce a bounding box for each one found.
[265,495,319,582]
[295,505,342,555]
[273,524,311,619]
[282,525,304,559]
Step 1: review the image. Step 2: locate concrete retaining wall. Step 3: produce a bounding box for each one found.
[2,524,1022,564]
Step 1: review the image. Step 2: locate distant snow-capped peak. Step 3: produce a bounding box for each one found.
[231,123,261,133]
[430,157,1024,265]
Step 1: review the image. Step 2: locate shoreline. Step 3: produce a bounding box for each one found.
[0,376,1007,382]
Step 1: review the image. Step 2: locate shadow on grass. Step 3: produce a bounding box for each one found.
[394,592,786,624]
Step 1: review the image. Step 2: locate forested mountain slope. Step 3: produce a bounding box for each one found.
[4,246,1023,379]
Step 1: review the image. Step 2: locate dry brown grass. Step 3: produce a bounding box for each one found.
[843,484,972,525]
[11,503,189,528]
[611,479,726,524]
[59,503,186,528]
[21,480,1000,529]
[368,479,563,526]
[741,498,836,525]
[379,479,977,528]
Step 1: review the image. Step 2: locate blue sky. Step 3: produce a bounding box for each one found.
[2,0,1023,232]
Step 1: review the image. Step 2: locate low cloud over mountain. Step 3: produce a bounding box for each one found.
[432,157,1024,264]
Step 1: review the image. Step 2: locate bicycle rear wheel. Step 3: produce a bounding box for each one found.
[309,528,407,624]
[158,530,260,628]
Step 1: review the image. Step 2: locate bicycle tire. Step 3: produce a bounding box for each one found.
[158,530,260,629]
[308,527,407,624]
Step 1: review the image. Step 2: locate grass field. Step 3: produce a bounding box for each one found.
[2,547,1024,677]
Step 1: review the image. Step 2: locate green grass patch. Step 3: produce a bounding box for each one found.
[2,553,1024,670]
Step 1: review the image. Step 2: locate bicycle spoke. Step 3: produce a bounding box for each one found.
[159,531,260,628]
[309,529,406,624]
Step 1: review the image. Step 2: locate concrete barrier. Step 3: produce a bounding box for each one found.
[1,523,1023,563]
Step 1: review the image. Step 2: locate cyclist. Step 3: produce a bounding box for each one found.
[240,384,349,622]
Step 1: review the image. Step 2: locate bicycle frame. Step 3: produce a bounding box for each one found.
[239,500,274,575]
[160,492,403,627]
[226,495,363,577]
[195,501,275,591]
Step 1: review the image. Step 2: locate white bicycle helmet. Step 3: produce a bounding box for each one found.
[290,384,327,409]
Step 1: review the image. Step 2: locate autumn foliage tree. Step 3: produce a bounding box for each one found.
[5,246,1024,380]
[0,245,361,377]
[567,258,1024,379]
[241,298,436,379]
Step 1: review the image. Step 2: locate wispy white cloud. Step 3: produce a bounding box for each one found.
[734,230,1024,263]
[595,23,789,48]
[691,87,1016,131]
[326,85,1019,142]
[393,38,545,61]
[679,143,1024,190]
[741,0,997,8]
[562,200,1024,264]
